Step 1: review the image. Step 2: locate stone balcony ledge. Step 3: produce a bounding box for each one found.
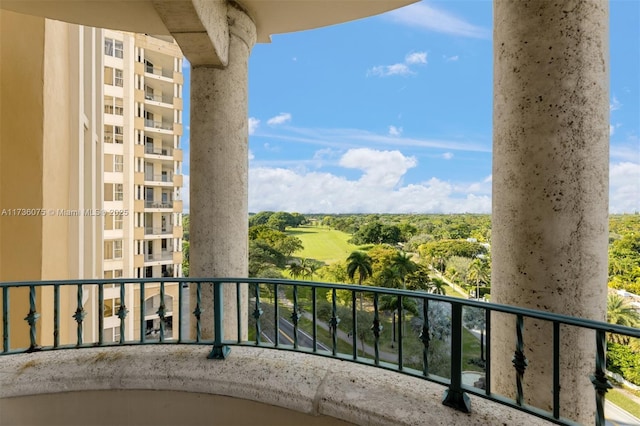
[0,345,552,426]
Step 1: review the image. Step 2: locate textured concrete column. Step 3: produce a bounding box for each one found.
[190,4,256,341]
[491,1,609,423]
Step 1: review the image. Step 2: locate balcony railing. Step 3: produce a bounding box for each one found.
[144,201,173,209]
[145,146,173,156]
[144,227,172,235]
[144,65,173,79]
[0,278,638,426]
[144,252,174,262]
[144,173,173,183]
[144,93,173,105]
[144,119,174,131]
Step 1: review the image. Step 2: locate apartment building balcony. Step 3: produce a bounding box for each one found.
[144,145,173,158]
[144,119,174,132]
[144,92,174,106]
[1,278,638,426]
[144,226,172,237]
[144,251,174,263]
[144,201,173,210]
[144,173,173,186]
[144,64,174,81]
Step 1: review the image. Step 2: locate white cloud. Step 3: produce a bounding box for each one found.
[248,117,260,135]
[368,51,427,77]
[368,63,413,77]
[267,113,292,126]
[248,148,491,214]
[248,150,255,161]
[610,125,614,136]
[388,125,403,136]
[610,96,622,111]
[405,52,427,64]
[442,152,454,160]
[388,3,490,39]
[610,162,640,213]
[444,55,459,62]
[257,125,490,153]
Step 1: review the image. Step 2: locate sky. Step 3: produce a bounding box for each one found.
[180,1,640,215]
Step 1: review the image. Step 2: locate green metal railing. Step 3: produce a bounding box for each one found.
[1,278,638,425]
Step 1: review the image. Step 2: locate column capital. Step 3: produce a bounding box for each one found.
[227,1,257,51]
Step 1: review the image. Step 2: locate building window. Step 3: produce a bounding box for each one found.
[104,38,123,58]
[104,97,123,115]
[104,240,122,260]
[104,298,122,318]
[114,155,124,172]
[114,240,122,259]
[114,215,123,230]
[104,125,123,144]
[114,184,123,201]
[104,67,124,87]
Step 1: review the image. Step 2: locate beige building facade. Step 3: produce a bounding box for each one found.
[0,12,184,345]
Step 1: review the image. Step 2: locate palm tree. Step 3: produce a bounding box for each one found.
[607,293,640,344]
[286,261,305,280]
[390,251,418,289]
[428,277,447,295]
[346,251,373,310]
[467,258,490,299]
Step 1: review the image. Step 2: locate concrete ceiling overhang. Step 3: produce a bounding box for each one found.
[0,0,417,65]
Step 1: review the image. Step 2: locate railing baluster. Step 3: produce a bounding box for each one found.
[98,284,104,345]
[178,281,183,343]
[312,287,317,352]
[253,283,263,345]
[2,287,9,353]
[372,293,381,366]
[419,298,430,377]
[209,281,230,359]
[553,321,560,419]
[53,285,60,348]
[397,295,403,370]
[194,282,202,343]
[352,290,357,359]
[442,302,471,412]
[330,288,339,356]
[140,282,145,343]
[484,307,491,396]
[72,284,84,347]
[274,283,279,347]
[291,285,300,349]
[157,281,166,343]
[236,282,242,343]
[117,282,128,344]
[591,329,612,426]
[513,314,528,406]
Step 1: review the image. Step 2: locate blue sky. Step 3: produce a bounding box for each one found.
[181,1,639,214]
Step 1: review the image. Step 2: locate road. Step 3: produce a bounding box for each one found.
[606,400,640,426]
[268,316,330,351]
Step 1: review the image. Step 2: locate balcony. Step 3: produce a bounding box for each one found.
[144,145,173,157]
[144,201,173,210]
[144,119,174,132]
[144,173,173,185]
[144,64,174,80]
[144,92,173,105]
[1,278,638,426]
[144,251,174,262]
[144,226,172,236]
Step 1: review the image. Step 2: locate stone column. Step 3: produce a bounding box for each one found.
[189,4,256,342]
[491,1,609,423]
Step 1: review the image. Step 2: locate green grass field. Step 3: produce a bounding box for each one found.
[287,225,359,264]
